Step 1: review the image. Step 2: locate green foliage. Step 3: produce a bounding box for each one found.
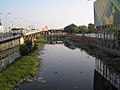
[35,37,46,45]
[78,25,87,34]
[26,40,33,49]
[88,24,95,33]
[19,45,30,55]
[64,23,78,34]
[19,40,33,55]
[117,30,120,40]
[0,36,46,90]
[0,51,38,90]
[64,23,88,34]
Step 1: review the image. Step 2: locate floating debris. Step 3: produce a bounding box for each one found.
[38,77,42,80]
[37,77,47,84]
[79,71,82,73]
[55,72,58,74]
[26,79,32,82]
[40,79,46,84]
[34,78,37,80]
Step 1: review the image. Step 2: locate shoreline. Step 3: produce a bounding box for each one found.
[0,37,46,90]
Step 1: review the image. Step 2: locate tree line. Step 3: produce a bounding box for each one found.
[64,23,95,34]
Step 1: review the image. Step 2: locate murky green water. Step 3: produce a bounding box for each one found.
[18,40,119,90]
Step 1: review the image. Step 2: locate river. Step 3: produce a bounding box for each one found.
[17,38,120,90]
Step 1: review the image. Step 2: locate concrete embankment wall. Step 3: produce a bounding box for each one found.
[69,34,97,44]
[0,37,23,71]
[0,46,20,71]
[0,52,20,71]
[0,31,41,71]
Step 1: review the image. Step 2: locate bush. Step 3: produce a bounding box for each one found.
[19,45,30,55]
[19,40,34,56]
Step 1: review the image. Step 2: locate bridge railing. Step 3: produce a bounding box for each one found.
[0,32,21,42]
[21,29,41,35]
[0,29,41,43]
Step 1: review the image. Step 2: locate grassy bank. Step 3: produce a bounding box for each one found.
[0,51,37,90]
[35,37,46,45]
[0,36,46,90]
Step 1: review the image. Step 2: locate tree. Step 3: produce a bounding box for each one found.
[64,23,78,34]
[78,25,87,34]
[87,23,95,33]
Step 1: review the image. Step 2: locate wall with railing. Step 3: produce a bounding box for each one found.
[96,24,120,51]
[95,58,120,90]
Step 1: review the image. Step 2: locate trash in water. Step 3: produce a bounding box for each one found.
[26,79,32,82]
[37,77,47,84]
[55,72,58,74]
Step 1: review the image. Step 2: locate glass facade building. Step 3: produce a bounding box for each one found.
[94,0,120,26]
[94,0,120,55]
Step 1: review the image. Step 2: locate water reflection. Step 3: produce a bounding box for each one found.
[72,39,120,90]
[64,39,76,50]
[46,35,65,44]
[18,37,120,90]
[94,59,119,90]
[72,40,120,90]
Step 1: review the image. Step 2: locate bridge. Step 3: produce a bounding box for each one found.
[40,29,66,37]
[0,28,66,71]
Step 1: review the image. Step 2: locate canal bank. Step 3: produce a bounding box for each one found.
[18,37,119,90]
[18,42,95,90]
[65,39,120,89]
[0,37,46,90]
[0,36,119,90]
[68,34,120,56]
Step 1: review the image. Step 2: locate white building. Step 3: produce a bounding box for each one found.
[0,20,4,33]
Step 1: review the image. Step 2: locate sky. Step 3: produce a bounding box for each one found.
[0,0,95,29]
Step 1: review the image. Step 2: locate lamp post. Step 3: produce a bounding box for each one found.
[19,17,23,28]
[0,13,11,32]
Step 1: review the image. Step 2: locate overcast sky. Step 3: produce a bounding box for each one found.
[0,0,95,29]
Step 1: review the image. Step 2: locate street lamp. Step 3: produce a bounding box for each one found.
[0,13,11,32]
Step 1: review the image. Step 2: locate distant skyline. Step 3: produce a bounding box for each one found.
[0,0,95,29]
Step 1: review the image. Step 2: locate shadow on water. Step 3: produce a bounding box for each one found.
[17,36,120,90]
[67,38,120,90]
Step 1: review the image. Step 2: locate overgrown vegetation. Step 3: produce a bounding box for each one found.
[64,23,95,34]
[0,51,37,90]
[0,36,46,90]
[64,23,78,34]
[35,37,46,45]
[19,40,33,55]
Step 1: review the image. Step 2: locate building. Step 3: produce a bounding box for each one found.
[94,0,120,56]
[0,20,4,33]
[94,0,120,26]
